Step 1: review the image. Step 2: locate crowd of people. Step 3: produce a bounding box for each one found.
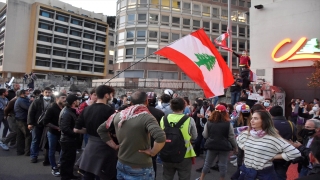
[0,82,320,180]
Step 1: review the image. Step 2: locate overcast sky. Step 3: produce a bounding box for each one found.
[0,0,117,16]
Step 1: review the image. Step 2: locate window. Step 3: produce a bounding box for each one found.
[183,18,190,29]
[149,31,158,41]
[126,48,133,58]
[53,47,66,57]
[138,14,147,24]
[108,70,114,74]
[171,33,179,41]
[232,26,237,36]
[137,30,146,41]
[128,0,136,8]
[38,33,52,42]
[193,20,200,30]
[35,57,50,67]
[70,30,82,37]
[239,41,245,51]
[203,21,210,32]
[239,27,245,37]
[67,62,80,70]
[221,9,228,20]
[36,45,51,55]
[56,14,69,22]
[109,60,113,64]
[95,56,105,63]
[232,11,238,21]
[212,7,219,18]
[232,41,237,49]
[120,0,127,10]
[149,14,158,24]
[95,45,105,52]
[172,17,180,27]
[161,0,170,9]
[138,0,147,7]
[193,4,201,15]
[39,23,53,30]
[81,63,93,71]
[96,36,105,42]
[118,32,125,43]
[148,71,178,79]
[126,30,134,41]
[136,48,145,58]
[239,0,245,7]
[68,50,81,58]
[97,25,107,32]
[52,59,66,69]
[161,15,169,25]
[238,12,246,23]
[148,48,157,58]
[110,41,114,46]
[181,73,191,80]
[54,36,67,45]
[172,0,180,11]
[83,42,94,50]
[231,0,237,5]
[84,21,95,29]
[222,0,227,3]
[182,2,191,13]
[71,18,82,26]
[117,48,124,60]
[160,32,169,43]
[40,10,53,18]
[247,28,250,37]
[150,0,159,8]
[69,39,81,48]
[127,14,135,25]
[82,53,94,60]
[232,56,237,67]
[55,26,68,34]
[202,6,210,17]
[94,65,105,73]
[119,16,126,26]
[212,23,219,33]
[84,33,94,40]
[248,1,251,8]
[222,24,227,32]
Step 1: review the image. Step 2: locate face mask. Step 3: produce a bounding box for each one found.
[313,107,319,112]
[264,102,270,107]
[84,96,89,99]
[299,129,316,138]
[108,100,112,104]
[43,96,51,101]
[127,101,131,105]
[246,92,250,95]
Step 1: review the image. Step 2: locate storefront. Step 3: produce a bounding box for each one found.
[250,0,320,116]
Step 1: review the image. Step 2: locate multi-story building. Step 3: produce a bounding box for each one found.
[114,0,250,80]
[0,0,109,81]
[107,28,115,78]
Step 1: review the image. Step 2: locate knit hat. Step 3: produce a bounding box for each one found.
[66,94,78,105]
[241,104,250,113]
[215,104,226,112]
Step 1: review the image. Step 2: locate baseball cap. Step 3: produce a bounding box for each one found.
[215,104,226,112]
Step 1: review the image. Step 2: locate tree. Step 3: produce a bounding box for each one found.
[307,60,320,87]
[297,38,320,54]
[194,53,216,71]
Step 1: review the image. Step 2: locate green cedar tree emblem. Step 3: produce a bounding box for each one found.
[297,38,320,54]
[195,53,216,71]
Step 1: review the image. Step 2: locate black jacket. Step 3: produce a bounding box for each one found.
[27,95,54,126]
[59,106,77,142]
[273,116,297,141]
[14,97,31,121]
[296,164,320,180]
[6,89,16,101]
[43,102,62,136]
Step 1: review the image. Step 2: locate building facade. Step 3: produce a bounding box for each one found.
[0,0,109,81]
[250,0,320,116]
[114,0,250,80]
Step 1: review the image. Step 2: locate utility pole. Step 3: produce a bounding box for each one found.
[227,0,233,72]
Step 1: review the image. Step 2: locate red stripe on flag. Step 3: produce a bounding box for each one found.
[155,46,215,97]
[190,29,234,89]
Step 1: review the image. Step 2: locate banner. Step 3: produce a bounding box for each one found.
[248,93,264,101]
[275,92,286,114]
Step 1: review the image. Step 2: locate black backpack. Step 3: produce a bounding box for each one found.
[160,115,189,163]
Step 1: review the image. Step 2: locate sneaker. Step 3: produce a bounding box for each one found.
[195,178,200,180]
[230,158,237,164]
[230,155,237,159]
[31,158,38,163]
[0,142,9,151]
[232,162,238,167]
[51,167,60,177]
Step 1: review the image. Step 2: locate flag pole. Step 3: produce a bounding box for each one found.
[104,54,153,84]
[227,0,233,72]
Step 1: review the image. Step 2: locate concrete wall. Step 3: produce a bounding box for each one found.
[250,0,320,84]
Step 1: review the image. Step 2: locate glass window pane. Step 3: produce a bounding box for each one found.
[172,33,179,41]
[212,8,219,18]
[203,21,210,31]
[126,48,133,55]
[149,31,157,38]
[172,1,180,11]
[203,6,210,16]
[138,14,146,20]
[137,31,145,37]
[136,48,145,58]
[193,4,201,15]
[127,14,135,25]
[127,31,134,38]
[149,14,158,21]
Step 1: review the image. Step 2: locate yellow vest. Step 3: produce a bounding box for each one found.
[160,114,196,158]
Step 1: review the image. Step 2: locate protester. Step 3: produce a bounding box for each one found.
[230,74,243,106]
[74,85,116,180]
[236,110,301,179]
[197,104,237,180]
[28,87,53,163]
[59,94,80,180]
[98,91,166,179]
[232,50,251,74]
[194,100,209,156]
[7,83,20,101]
[160,97,197,180]
[43,92,67,177]
[14,90,31,156]
[0,88,9,140]
[156,94,173,115]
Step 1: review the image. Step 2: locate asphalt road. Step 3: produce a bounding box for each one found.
[0,127,237,180]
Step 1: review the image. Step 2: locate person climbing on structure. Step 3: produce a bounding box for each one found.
[232,50,251,74]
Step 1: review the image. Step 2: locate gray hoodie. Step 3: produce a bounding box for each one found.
[155,103,173,115]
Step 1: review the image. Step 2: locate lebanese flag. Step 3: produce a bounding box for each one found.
[249,70,257,82]
[154,29,234,98]
[214,32,233,52]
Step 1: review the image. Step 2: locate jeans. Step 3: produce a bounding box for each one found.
[163,158,192,180]
[202,150,229,178]
[299,166,310,178]
[84,134,89,146]
[116,161,154,180]
[231,91,241,105]
[30,125,43,159]
[0,111,9,138]
[3,116,17,145]
[16,120,31,155]
[47,131,59,168]
[273,160,289,180]
[60,141,77,180]
[211,96,219,107]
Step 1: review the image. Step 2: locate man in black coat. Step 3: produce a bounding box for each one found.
[27,87,54,163]
[270,106,297,180]
[7,83,20,101]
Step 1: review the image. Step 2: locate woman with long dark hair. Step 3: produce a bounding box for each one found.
[236,110,301,179]
[196,104,237,180]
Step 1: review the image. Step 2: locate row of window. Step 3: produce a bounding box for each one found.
[35,57,105,73]
[38,20,107,42]
[36,44,106,63]
[38,32,106,52]
[116,69,192,80]
[118,0,250,12]
[40,8,107,32]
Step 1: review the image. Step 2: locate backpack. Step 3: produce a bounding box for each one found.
[160,115,189,163]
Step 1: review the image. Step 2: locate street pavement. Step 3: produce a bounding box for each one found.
[0,127,238,180]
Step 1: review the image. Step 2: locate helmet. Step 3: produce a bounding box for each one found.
[164,89,173,97]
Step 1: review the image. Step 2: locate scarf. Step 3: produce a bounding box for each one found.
[250,129,266,138]
[106,104,150,129]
